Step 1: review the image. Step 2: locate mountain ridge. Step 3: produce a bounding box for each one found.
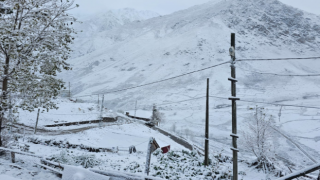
[63,0,320,108]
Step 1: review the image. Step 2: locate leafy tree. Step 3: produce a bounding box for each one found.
[0,0,78,146]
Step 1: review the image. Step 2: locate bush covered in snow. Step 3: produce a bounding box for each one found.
[151,150,232,180]
[49,150,102,168]
[240,106,287,176]
[123,161,143,173]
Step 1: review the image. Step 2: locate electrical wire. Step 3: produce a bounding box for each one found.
[237,57,320,61]
[209,96,320,110]
[73,61,230,98]
[73,56,320,98]
[157,96,207,107]
[237,66,320,77]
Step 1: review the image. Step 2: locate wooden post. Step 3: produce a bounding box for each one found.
[145,137,159,176]
[145,138,153,176]
[276,162,320,180]
[34,108,40,134]
[229,33,239,180]
[11,152,15,163]
[204,78,209,166]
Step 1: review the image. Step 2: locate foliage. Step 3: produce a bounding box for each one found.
[123,161,143,173]
[151,105,165,125]
[151,150,232,180]
[49,150,101,168]
[0,0,78,146]
[241,106,280,174]
[0,0,78,112]
[0,126,13,148]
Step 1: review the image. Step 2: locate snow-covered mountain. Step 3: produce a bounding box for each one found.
[71,8,159,57]
[64,0,320,105]
[61,0,320,171]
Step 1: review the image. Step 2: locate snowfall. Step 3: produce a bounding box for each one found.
[1,0,320,179]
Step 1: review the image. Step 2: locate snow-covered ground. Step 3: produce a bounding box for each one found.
[17,99,116,128]
[1,96,319,179]
[1,0,320,179]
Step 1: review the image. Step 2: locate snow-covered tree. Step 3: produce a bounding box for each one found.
[241,106,277,173]
[151,104,164,126]
[0,0,78,146]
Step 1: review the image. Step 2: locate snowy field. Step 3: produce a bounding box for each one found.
[17,99,117,128]
[0,94,319,179]
[1,0,320,179]
[127,101,320,165]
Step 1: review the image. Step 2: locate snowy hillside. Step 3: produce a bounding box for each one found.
[57,0,320,178]
[71,8,159,58]
[64,0,320,102]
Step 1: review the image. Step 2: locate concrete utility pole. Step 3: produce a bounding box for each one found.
[229,33,240,180]
[134,100,137,117]
[69,82,71,98]
[100,95,104,126]
[204,78,209,166]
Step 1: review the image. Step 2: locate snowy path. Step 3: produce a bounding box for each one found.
[12,122,123,136]
[149,125,193,151]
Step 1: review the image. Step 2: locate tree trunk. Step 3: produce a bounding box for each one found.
[0,113,3,146]
[0,55,10,147]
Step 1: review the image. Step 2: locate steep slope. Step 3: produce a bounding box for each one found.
[71,8,159,58]
[60,0,320,173]
[64,0,320,106]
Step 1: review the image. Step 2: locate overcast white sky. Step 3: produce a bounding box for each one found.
[71,0,320,16]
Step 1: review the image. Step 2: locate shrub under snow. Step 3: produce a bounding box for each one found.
[150,150,232,180]
[49,150,101,168]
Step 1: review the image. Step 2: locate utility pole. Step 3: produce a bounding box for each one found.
[204,78,209,166]
[134,100,137,117]
[98,94,100,106]
[68,82,71,98]
[100,94,105,126]
[229,33,240,180]
[34,109,40,134]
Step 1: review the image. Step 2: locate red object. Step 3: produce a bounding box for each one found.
[161,145,170,154]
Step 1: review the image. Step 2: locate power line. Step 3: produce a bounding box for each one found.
[138,95,320,110]
[73,56,320,98]
[209,95,320,110]
[73,61,229,98]
[237,56,320,61]
[238,66,320,77]
[157,96,207,107]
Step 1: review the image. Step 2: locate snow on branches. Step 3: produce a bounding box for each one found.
[240,106,286,176]
[0,0,78,146]
[0,0,77,110]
